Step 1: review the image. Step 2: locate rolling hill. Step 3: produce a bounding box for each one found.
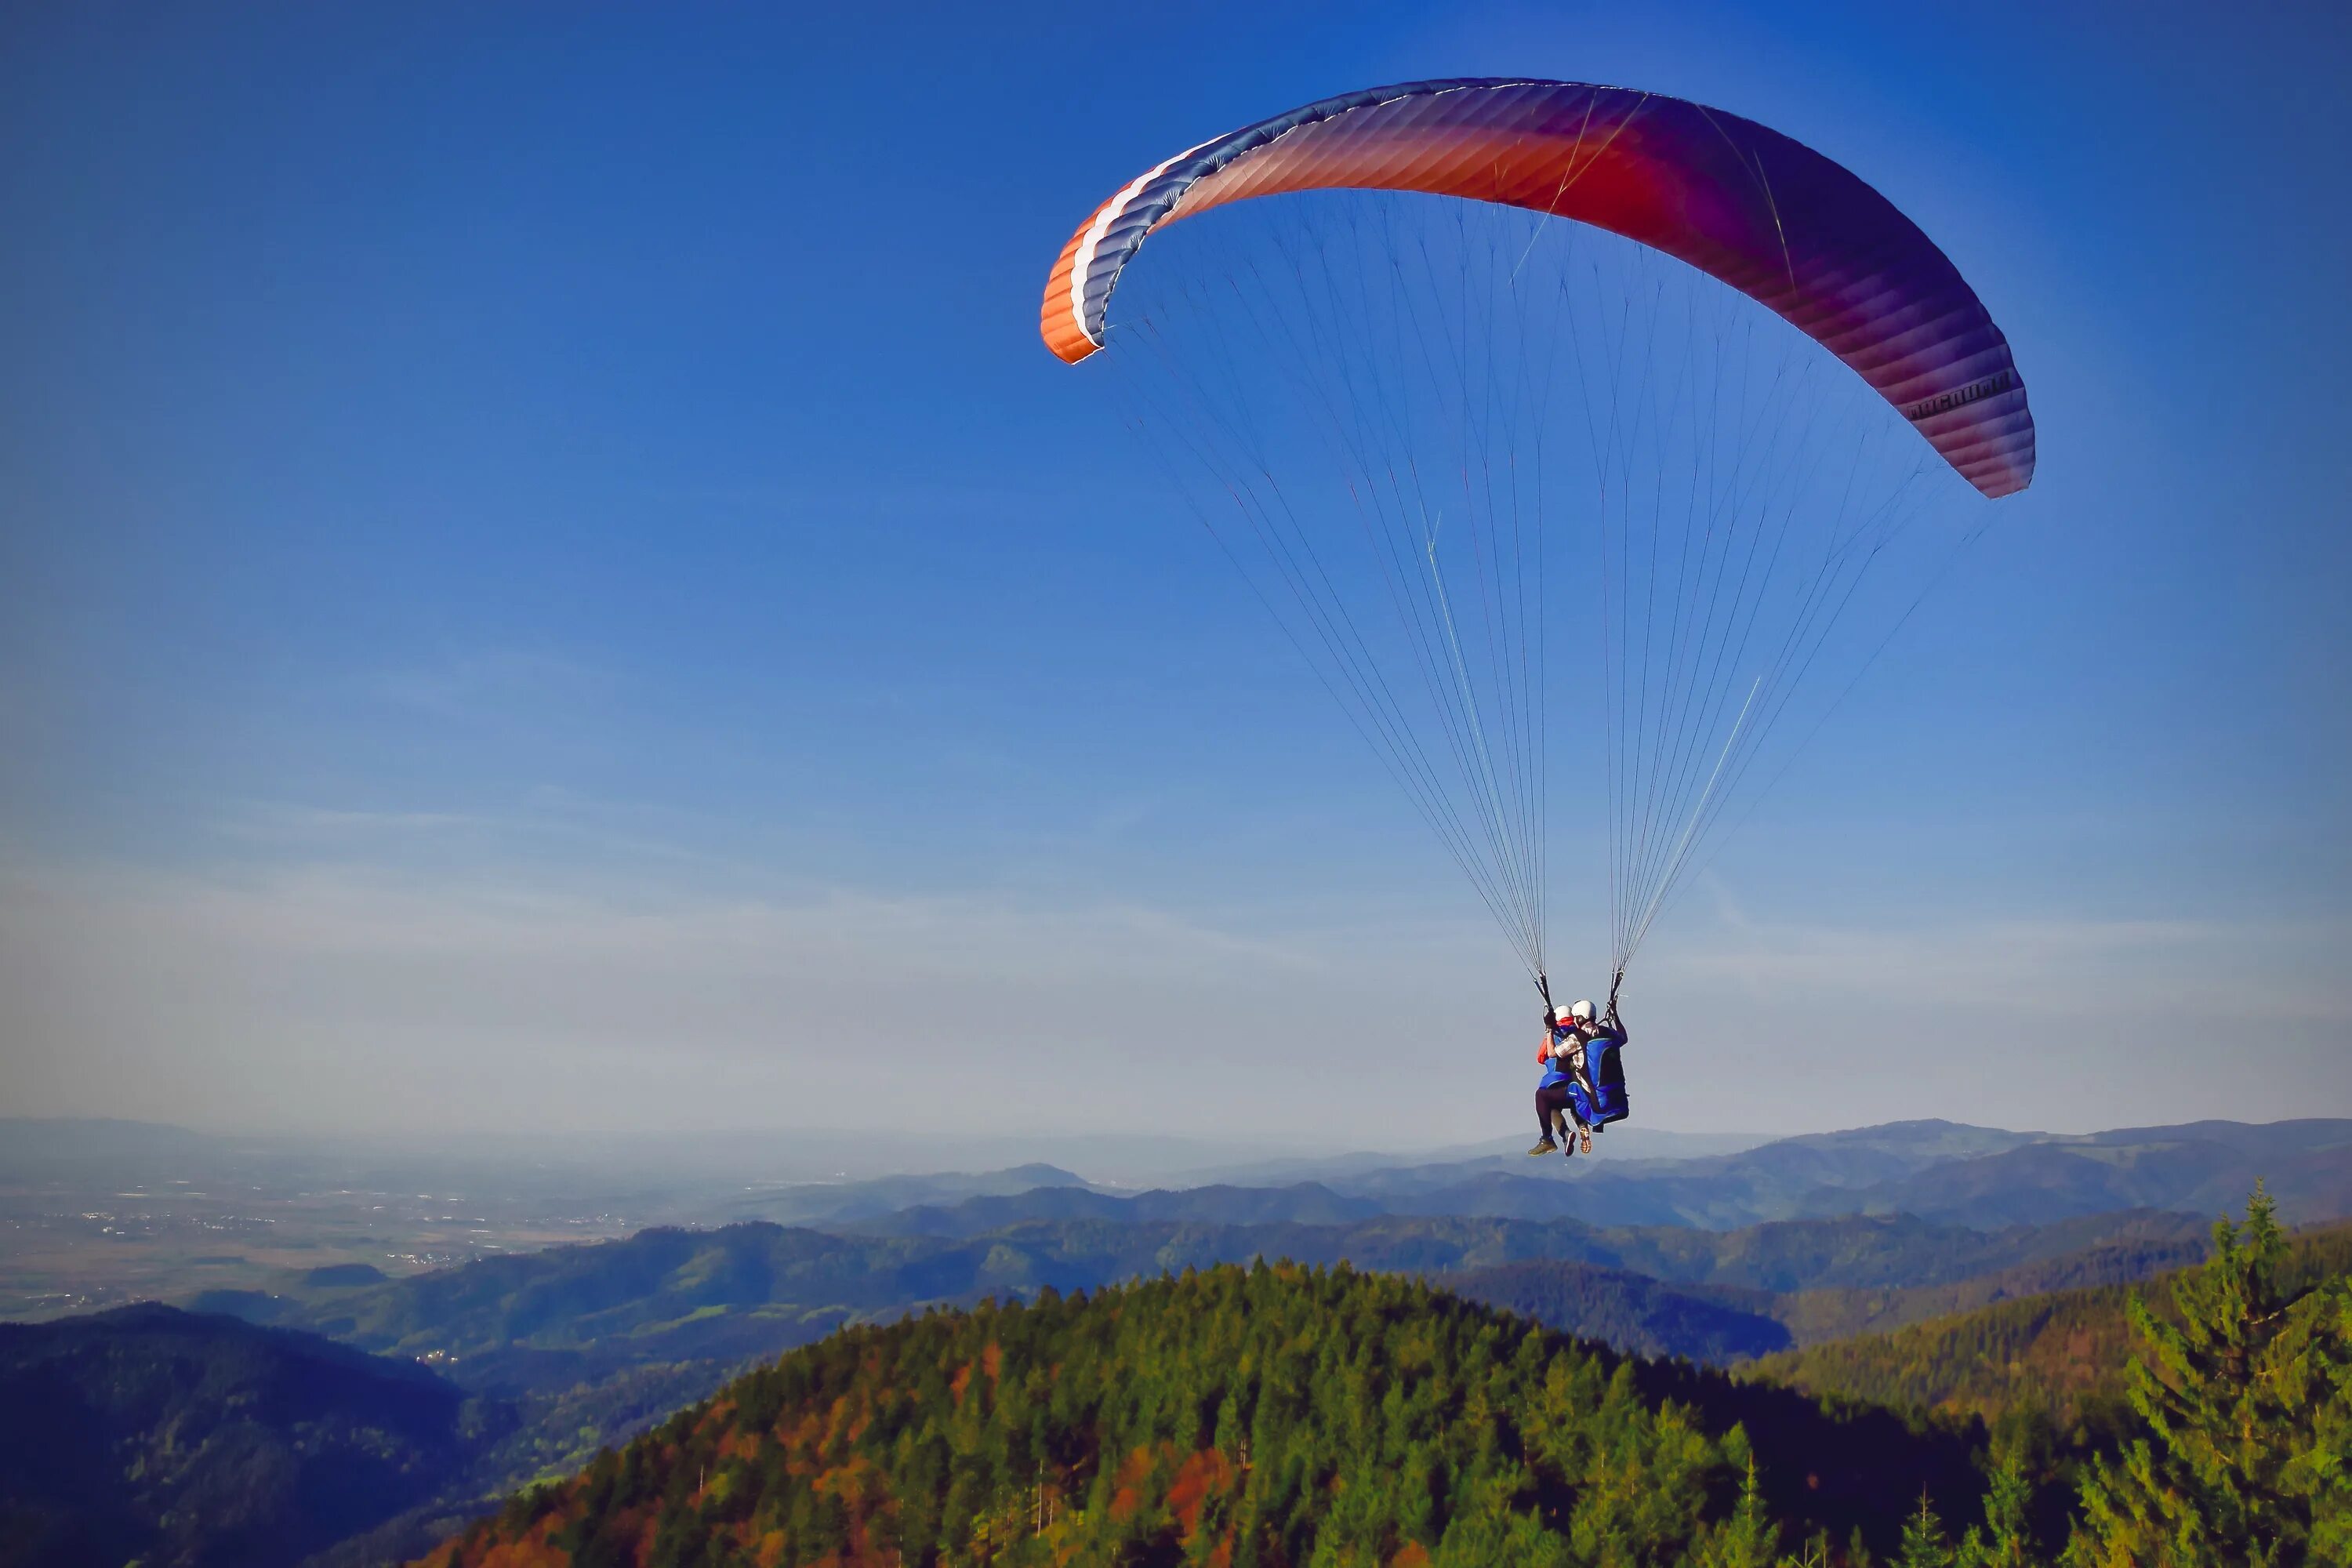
[157,1196,2223,1547]
[1748,1218,2352,1424]
[1794,1123,2352,1229]
[852,1180,1390,1237]
[1432,1259,1793,1361]
[415,1264,1986,1568]
[0,1304,496,1568]
[18,1207,2339,1568]
[196,1206,2216,1396]
[17,1124,2341,1566]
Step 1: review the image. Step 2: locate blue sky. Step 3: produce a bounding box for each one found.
[2,2,2346,1145]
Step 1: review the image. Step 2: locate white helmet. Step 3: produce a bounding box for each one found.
[1569,999,1596,1023]
[1552,1004,1577,1025]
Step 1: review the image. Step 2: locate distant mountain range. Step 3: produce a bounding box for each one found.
[192,1203,2216,1402]
[722,1163,1089,1227]
[164,1111,2352,1418]
[10,1115,2347,1235]
[1288,1118,2352,1230]
[819,1117,2352,1236]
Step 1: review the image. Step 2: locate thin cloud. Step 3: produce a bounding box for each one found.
[1672,911,2352,1024]
[0,855,1396,1138]
[4,847,2344,1141]
[373,648,615,721]
[217,804,491,841]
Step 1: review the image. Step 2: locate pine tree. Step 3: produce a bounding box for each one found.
[2067,1184,2352,1567]
[1959,1436,2042,1567]
[2297,1286,2352,1563]
[1690,1457,1778,1568]
[1896,1494,1956,1568]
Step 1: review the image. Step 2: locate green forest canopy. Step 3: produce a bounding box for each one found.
[418,1261,1987,1568]
[419,1190,2352,1568]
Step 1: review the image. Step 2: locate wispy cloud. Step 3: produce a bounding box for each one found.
[122,863,1321,979]
[209,792,762,880]
[3,838,2344,1142]
[0,853,1398,1138]
[1672,909,2352,1025]
[373,648,615,722]
[218,804,491,841]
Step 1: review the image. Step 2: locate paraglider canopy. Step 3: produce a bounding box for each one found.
[1040,78,2034,989]
[1043,78,2033,497]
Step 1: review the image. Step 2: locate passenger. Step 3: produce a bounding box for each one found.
[1529,1000,1596,1158]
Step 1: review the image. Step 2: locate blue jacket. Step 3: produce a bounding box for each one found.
[1537,1026,1581,1091]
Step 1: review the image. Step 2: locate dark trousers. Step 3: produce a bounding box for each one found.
[1536,1083,1578,1141]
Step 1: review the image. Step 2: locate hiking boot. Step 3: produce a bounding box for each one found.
[1526,1139,1557,1156]
[1578,1127,1594,1154]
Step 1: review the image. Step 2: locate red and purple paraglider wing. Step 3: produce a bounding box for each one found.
[1040,78,2034,498]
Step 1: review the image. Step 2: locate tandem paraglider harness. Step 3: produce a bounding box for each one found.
[1573,1023,1630,1128]
[1541,972,1632,1131]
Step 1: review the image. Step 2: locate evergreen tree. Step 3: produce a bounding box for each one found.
[418,1262,2050,1568]
[2067,1185,2352,1567]
[1896,1494,1956,1568]
[1958,1436,2042,1568]
[2298,1286,2352,1563]
[1690,1457,1778,1568]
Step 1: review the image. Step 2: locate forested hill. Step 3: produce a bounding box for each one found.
[419,1263,1984,1568]
[1434,1260,1793,1362]
[0,1304,494,1568]
[1748,1218,2352,1423]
